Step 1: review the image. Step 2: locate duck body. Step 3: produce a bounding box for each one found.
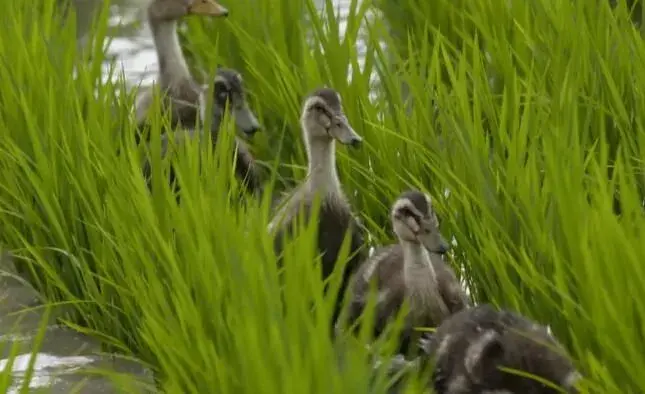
[349,246,470,328]
[142,118,262,198]
[134,82,202,140]
[421,304,581,394]
[270,167,368,329]
[272,185,367,286]
[268,87,366,325]
[344,189,470,357]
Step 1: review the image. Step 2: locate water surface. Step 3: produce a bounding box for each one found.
[0,253,152,393]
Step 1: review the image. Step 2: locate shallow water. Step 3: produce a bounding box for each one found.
[0,254,152,393]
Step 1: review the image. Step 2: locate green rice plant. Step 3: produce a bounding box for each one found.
[180,0,379,194]
[1,0,645,392]
[0,0,405,392]
[371,0,476,72]
[366,0,645,391]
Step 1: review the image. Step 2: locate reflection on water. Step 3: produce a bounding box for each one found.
[1,353,95,393]
[0,350,152,393]
[0,251,151,392]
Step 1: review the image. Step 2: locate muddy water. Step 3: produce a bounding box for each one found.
[0,253,153,393]
[2,0,366,392]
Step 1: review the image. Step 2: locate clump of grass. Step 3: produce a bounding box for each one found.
[1,0,645,392]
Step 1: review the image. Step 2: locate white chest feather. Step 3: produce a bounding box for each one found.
[402,246,448,323]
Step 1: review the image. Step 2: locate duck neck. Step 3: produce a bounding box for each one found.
[401,241,436,280]
[149,18,192,89]
[305,137,341,197]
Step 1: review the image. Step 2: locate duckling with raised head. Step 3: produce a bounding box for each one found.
[134,0,230,130]
[419,303,581,394]
[343,189,470,356]
[268,87,366,324]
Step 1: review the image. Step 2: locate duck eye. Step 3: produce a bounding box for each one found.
[398,207,415,218]
[214,80,229,94]
[309,104,324,113]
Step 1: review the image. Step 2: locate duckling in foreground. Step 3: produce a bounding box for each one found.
[268,87,367,324]
[420,304,581,394]
[142,66,264,196]
[343,189,470,356]
[134,0,230,131]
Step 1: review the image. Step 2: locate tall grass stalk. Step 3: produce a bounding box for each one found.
[0,0,644,392]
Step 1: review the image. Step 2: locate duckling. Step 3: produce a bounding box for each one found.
[133,0,229,131]
[268,87,367,325]
[420,304,581,394]
[206,66,263,192]
[343,189,470,357]
[142,66,263,196]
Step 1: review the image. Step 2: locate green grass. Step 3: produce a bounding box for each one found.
[1,0,645,392]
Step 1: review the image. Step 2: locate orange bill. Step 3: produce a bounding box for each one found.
[189,0,229,16]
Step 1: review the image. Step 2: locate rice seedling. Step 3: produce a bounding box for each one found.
[0,0,644,392]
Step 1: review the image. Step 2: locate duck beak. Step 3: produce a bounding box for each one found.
[331,114,363,148]
[189,0,229,17]
[418,232,451,255]
[234,105,262,137]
